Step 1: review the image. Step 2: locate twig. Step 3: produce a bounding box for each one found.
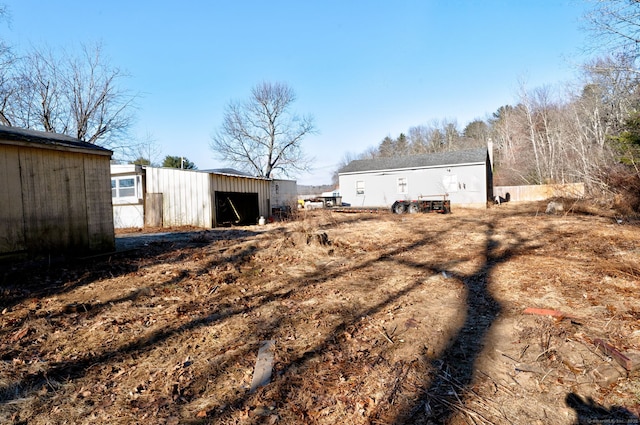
[603,315,615,330]
[379,327,394,344]
[540,367,555,383]
[519,344,529,361]
[429,393,496,425]
[498,350,519,363]
[477,370,516,397]
[535,346,555,362]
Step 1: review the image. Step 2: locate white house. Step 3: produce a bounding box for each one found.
[338,148,493,209]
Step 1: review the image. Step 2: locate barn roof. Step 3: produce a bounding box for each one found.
[0,125,112,156]
[339,148,488,174]
[200,168,254,177]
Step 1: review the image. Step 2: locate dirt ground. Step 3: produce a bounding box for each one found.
[1,202,639,425]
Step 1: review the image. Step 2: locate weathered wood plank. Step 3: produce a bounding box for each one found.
[0,145,26,254]
[83,155,115,252]
[250,340,276,393]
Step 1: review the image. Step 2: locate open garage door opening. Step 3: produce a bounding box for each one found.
[215,191,259,226]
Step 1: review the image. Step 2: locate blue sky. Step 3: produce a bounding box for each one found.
[4,1,590,185]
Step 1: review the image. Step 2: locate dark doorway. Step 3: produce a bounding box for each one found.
[215,192,259,226]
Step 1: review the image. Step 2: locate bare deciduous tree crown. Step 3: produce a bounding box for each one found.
[210,81,316,178]
[0,42,136,152]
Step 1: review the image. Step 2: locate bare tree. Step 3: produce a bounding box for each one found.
[11,47,66,133]
[128,131,162,166]
[210,81,316,178]
[332,151,360,186]
[0,48,16,126]
[5,43,135,150]
[66,44,135,146]
[408,125,429,154]
[0,5,16,126]
[583,0,640,59]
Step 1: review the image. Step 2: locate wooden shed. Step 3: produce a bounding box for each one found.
[0,125,115,258]
[144,167,271,228]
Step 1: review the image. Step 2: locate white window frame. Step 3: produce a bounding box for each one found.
[397,177,408,194]
[111,175,142,203]
[442,174,458,193]
[356,180,365,196]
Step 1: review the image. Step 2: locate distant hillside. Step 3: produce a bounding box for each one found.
[297,184,335,196]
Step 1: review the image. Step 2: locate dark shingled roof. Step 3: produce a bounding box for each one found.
[200,168,253,177]
[0,124,112,154]
[339,148,488,174]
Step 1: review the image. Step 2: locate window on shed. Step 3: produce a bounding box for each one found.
[442,174,458,193]
[111,176,139,200]
[397,177,408,194]
[356,180,365,196]
[118,178,136,197]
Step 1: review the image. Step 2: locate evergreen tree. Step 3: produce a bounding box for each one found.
[162,155,197,169]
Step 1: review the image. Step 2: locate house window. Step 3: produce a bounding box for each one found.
[356,180,365,196]
[111,177,138,200]
[397,177,408,194]
[442,174,458,193]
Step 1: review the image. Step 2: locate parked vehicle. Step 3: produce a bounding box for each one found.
[391,195,451,214]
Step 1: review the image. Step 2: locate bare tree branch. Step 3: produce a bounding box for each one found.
[210,81,316,178]
[1,42,136,152]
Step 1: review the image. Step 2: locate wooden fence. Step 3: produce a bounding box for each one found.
[494,183,585,202]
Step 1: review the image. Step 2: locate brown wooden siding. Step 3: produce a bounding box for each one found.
[0,145,26,253]
[0,143,114,257]
[84,155,117,252]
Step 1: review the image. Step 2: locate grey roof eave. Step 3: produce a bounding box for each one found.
[337,148,488,175]
[0,125,112,156]
[338,160,486,176]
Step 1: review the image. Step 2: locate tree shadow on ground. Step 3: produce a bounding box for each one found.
[178,215,534,424]
[395,218,532,424]
[0,229,260,313]
[5,213,635,424]
[566,393,640,425]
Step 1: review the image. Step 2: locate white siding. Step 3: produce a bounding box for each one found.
[113,204,144,228]
[146,167,213,228]
[270,179,297,209]
[339,163,488,208]
[144,167,271,228]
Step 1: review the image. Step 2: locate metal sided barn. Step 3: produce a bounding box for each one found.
[144,167,271,228]
[338,148,493,209]
[0,125,115,258]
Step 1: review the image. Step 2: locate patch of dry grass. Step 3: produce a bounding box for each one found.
[1,203,639,424]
